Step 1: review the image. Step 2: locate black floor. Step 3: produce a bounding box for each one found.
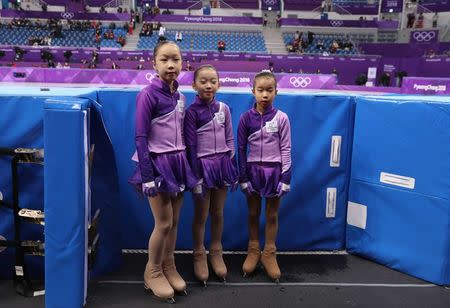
[2,252,450,308]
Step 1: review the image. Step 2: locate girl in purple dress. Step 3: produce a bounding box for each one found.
[184,65,238,284]
[129,41,198,302]
[238,71,292,282]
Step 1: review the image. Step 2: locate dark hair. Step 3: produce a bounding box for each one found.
[193,64,219,82]
[253,71,277,89]
[153,40,180,59]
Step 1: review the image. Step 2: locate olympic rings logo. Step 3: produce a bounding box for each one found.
[330,20,343,27]
[145,73,156,82]
[289,77,312,88]
[264,0,277,5]
[412,31,436,42]
[61,12,75,19]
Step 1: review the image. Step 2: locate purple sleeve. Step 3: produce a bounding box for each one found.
[135,89,155,183]
[224,105,235,158]
[279,113,292,184]
[184,107,202,179]
[237,114,249,183]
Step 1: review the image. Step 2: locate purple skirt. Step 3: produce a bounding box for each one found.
[199,152,238,190]
[129,151,199,194]
[248,162,281,198]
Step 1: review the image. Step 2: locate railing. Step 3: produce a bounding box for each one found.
[104,0,130,8]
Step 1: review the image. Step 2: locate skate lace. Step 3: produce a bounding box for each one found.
[193,249,207,261]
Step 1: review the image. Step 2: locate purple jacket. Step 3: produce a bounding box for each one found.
[132,78,186,183]
[237,105,292,184]
[184,96,235,178]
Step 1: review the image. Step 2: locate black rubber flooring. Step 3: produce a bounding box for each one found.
[2,252,450,308]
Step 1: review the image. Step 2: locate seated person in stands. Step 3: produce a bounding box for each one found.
[292,39,300,52]
[316,40,324,51]
[63,62,70,69]
[117,35,126,47]
[330,40,339,53]
[184,60,193,71]
[287,44,294,53]
[342,40,353,51]
[218,40,226,52]
[158,26,166,41]
[117,7,123,13]
[175,31,183,42]
[100,6,106,13]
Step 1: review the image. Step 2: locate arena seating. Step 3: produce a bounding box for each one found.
[283,32,359,55]
[138,29,267,53]
[0,27,127,48]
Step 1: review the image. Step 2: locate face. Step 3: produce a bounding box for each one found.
[252,77,277,110]
[153,43,182,84]
[192,68,220,102]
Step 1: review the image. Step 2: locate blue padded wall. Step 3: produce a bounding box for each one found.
[44,98,91,308]
[0,88,98,279]
[346,96,450,285]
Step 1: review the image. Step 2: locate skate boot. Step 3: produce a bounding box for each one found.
[193,248,209,286]
[208,248,227,282]
[242,241,261,277]
[260,245,281,283]
[143,262,175,302]
[162,257,187,295]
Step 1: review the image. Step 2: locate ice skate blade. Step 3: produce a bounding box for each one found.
[143,283,175,303]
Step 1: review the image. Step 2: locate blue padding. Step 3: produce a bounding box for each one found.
[351,97,450,200]
[347,96,450,285]
[97,89,354,250]
[347,179,450,285]
[0,88,98,279]
[44,98,90,308]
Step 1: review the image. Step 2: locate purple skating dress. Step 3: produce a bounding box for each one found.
[237,104,292,198]
[129,78,199,194]
[184,96,238,190]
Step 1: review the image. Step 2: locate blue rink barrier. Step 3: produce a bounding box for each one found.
[44,98,91,308]
[2,85,449,306]
[346,95,450,285]
[0,88,98,279]
[1,87,122,308]
[96,89,355,251]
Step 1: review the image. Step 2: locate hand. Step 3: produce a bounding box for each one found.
[276,182,290,198]
[142,181,158,197]
[192,179,205,200]
[240,181,254,197]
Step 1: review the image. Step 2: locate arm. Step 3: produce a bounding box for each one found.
[184,108,202,179]
[135,90,156,184]
[279,113,292,185]
[237,114,249,183]
[224,105,235,159]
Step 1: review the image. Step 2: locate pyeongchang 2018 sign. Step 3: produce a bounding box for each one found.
[413,84,446,93]
[402,77,450,95]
